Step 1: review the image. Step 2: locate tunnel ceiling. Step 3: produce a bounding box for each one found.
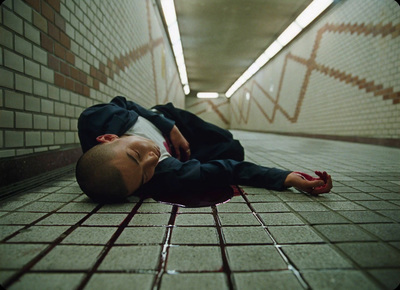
[170,0,313,96]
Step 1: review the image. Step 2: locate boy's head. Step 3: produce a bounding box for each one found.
[76,134,161,203]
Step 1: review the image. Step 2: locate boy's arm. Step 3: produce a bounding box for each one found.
[113,96,190,160]
[112,96,175,135]
[146,159,291,195]
[144,159,331,199]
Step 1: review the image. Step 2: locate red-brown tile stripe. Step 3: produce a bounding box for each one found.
[25,0,164,99]
[232,21,400,126]
[188,99,230,125]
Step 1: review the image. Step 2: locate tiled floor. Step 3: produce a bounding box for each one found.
[1,131,400,290]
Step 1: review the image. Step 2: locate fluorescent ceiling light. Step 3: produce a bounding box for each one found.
[183,85,190,95]
[168,22,181,45]
[179,69,188,84]
[160,0,177,26]
[225,0,333,98]
[296,0,334,28]
[253,53,271,68]
[197,92,219,99]
[172,42,183,56]
[160,0,190,95]
[264,41,283,59]
[277,22,302,46]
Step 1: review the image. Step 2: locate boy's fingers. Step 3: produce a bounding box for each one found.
[174,145,181,160]
[311,175,333,194]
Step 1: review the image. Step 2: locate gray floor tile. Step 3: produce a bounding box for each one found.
[339,192,379,201]
[281,244,352,269]
[178,206,213,213]
[360,223,400,241]
[252,202,290,212]
[338,210,392,223]
[218,213,260,226]
[82,213,127,226]
[369,192,400,200]
[377,210,400,222]
[275,191,313,202]
[8,226,69,243]
[37,213,87,225]
[0,243,48,269]
[269,225,324,244]
[234,271,303,290]
[160,273,228,290]
[0,225,24,240]
[259,212,305,226]
[298,211,349,224]
[129,213,171,226]
[138,203,173,213]
[8,273,85,290]
[61,226,117,244]
[302,270,380,290]
[171,227,218,244]
[57,202,98,213]
[33,245,103,270]
[322,201,366,211]
[175,213,215,226]
[285,202,328,212]
[216,202,251,213]
[337,242,400,268]
[368,269,400,290]
[167,246,222,271]
[0,212,47,225]
[39,193,79,202]
[98,245,161,271]
[240,187,270,194]
[115,227,166,245]
[245,194,280,202]
[86,273,155,290]
[97,203,138,213]
[355,200,400,210]
[313,224,376,242]
[226,245,287,271]
[17,201,68,212]
[222,226,273,244]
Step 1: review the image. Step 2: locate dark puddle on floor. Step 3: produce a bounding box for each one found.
[153,185,242,208]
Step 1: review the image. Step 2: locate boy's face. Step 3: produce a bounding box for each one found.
[96,134,161,195]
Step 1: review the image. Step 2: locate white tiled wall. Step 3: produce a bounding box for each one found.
[0,0,184,158]
[229,0,400,141]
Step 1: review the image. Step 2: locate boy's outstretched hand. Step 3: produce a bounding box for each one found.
[284,171,332,195]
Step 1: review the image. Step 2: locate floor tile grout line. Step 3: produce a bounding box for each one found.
[2,202,104,289]
[152,205,178,290]
[211,205,236,290]
[0,182,84,225]
[317,199,398,287]
[269,195,391,288]
[246,193,394,289]
[282,193,400,252]
[313,241,389,289]
[1,194,86,243]
[239,190,311,290]
[75,199,144,290]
